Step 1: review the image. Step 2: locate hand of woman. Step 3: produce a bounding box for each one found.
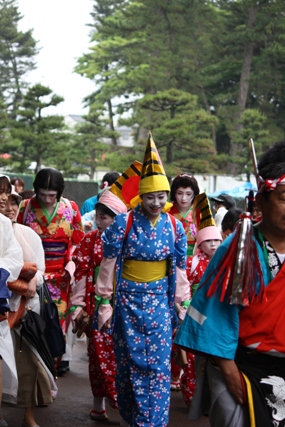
[213,357,245,405]
[59,270,71,288]
[24,276,37,299]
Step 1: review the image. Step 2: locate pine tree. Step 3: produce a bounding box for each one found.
[0,0,38,119]
[9,84,67,173]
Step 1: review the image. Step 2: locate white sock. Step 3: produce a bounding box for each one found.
[93,396,105,412]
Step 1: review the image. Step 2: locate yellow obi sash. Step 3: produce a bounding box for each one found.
[122,259,168,283]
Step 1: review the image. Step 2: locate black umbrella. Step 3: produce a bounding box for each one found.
[20,309,57,378]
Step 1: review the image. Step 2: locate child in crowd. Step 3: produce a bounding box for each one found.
[70,189,127,421]
[180,223,222,407]
[221,207,242,239]
[178,193,222,407]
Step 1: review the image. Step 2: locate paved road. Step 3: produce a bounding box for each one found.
[3,337,210,427]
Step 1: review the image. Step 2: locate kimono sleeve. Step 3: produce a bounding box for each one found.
[73,231,97,281]
[70,200,84,245]
[173,219,190,309]
[16,199,28,225]
[101,212,127,258]
[173,219,187,269]
[1,216,23,281]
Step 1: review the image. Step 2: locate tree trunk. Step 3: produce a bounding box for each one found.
[228,6,258,174]
[200,85,217,151]
[90,148,96,178]
[106,98,117,145]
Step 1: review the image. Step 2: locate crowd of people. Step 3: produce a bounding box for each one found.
[0,136,283,427]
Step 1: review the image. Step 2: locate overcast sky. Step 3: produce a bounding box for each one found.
[18,0,95,116]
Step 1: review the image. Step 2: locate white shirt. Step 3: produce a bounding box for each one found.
[214,206,228,231]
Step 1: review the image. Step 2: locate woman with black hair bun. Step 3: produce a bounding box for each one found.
[169,174,200,258]
[17,168,84,375]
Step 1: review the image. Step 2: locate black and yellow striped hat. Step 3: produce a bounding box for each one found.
[110,161,142,209]
[139,132,170,196]
[192,192,216,231]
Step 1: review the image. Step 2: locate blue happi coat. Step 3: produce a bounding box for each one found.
[174,233,269,359]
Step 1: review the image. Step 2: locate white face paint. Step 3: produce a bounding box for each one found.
[175,187,195,212]
[141,191,168,222]
[38,188,58,208]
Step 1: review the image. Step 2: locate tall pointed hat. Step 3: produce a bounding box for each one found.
[192,192,215,231]
[192,192,221,247]
[139,131,170,196]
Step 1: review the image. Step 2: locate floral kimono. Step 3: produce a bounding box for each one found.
[71,230,117,408]
[169,202,196,256]
[17,196,84,331]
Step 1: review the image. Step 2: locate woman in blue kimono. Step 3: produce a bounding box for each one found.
[95,134,190,427]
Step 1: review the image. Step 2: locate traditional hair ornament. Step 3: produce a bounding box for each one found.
[179,173,193,178]
[258,174,285,193]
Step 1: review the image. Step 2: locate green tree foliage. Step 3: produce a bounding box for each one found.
[75,0,285,179]
[8,84,67,173]
[0,0,38,119]
[232,109,269,179]
[205,0,285,171]
[136,89,218,175]
[2,0,284,180]
[76,0,222,174]
[72,104,121,177]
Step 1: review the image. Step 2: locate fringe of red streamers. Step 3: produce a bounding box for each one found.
[206,213,265,306]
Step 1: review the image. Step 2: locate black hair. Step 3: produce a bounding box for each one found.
[258,141,285,180]
[0,176,11,194]
[221,208,242,233]
[170,175,200,202]
[95,202,116,218]
[102,172,120,186]
[33,168,64,201]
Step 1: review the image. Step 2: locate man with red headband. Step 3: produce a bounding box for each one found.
[175,140,285,427]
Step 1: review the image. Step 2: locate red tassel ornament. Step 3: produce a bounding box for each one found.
[206,212,265,306]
